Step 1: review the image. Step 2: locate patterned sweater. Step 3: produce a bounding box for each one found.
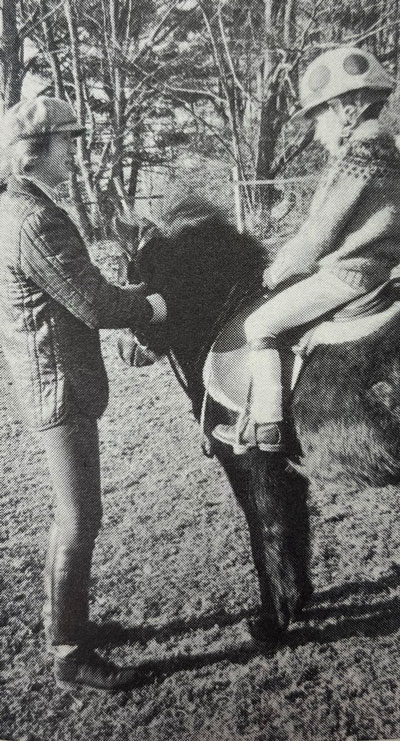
[268,121,400,292]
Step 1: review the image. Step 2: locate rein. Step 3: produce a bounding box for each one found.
[167,349,190,394]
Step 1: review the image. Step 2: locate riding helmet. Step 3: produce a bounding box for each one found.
[292,46,395,120]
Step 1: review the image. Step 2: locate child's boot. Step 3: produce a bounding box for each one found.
[212,344,285,454]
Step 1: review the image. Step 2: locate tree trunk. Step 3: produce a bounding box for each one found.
[199,2,252,216]
[128,156,140,198]
[64,0,103,240]
[41,0,66,99]
[283,0,296,48]
[254,0,296,212]
[69,170,96,244]
[0,0,22,112]
[108,0,128,193]
[254,0,280,210]
[394,0,400,79]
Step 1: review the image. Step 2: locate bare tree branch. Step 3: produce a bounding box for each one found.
[217,4,248,99]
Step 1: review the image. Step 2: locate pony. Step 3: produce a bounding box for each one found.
[123,196,400,641]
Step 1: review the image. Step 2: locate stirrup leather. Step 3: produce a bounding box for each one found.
[231,374,254,453]
[232,412,256,454]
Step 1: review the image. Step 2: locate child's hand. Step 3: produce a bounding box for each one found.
[262,266,273,289]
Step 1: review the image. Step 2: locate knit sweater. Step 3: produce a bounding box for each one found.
[267,120,400,292]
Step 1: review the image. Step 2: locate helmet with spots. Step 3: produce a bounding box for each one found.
[293,47,395,119]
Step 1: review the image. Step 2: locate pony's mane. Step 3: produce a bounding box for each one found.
[160,195,266,303]
[144,196,266,405]
[163,194,231,235]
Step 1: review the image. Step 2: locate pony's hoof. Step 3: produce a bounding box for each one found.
[293,583,314,619]
[247,615,285,646]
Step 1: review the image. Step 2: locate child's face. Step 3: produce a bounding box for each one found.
[313,106,344,155]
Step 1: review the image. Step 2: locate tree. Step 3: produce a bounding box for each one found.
[0,0,23,111]
[3,0,399,237]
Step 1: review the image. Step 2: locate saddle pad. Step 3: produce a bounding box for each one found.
[203,296,293,413]
[203,298,400,414]
[203,344,251,412]
[298,300,400,355]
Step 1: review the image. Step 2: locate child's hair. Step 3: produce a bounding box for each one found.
[0,134,52,182]
[331,87,388,121]
[307,87,387,123]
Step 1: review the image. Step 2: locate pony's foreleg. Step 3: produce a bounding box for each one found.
[221,453,312,640]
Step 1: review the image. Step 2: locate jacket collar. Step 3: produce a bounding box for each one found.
[6,175,56,205]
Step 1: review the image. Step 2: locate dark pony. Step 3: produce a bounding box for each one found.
[129,196,400,640]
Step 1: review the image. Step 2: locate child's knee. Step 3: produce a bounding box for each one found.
[244,311,277,342]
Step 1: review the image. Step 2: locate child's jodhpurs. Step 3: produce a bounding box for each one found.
[243,270,366,424]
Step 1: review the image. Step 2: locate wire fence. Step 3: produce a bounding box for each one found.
[85,160,321,286]
[132,162,319,237]
[231,166,319,242]
[77,160,321,266]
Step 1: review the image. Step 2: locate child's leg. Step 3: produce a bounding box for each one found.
[244,271,365,425]
[246,342,283,424]
[213,271,364,453]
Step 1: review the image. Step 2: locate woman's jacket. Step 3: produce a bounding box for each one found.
[0,176,148,430]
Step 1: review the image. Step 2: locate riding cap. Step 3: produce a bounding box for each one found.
[292,47,395,120]
[0,96,85,146]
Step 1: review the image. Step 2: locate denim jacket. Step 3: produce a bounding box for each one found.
[0,177,148,430]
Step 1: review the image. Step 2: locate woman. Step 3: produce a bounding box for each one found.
[213,46,400,454]
[0,96,167,690]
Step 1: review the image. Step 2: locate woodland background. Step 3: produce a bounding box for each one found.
[2,0,400,240]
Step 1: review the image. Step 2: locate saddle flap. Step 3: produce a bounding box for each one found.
[203,296,296,413]
[299,300,400,355]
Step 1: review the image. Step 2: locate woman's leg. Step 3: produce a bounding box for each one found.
[40,413,102,648]
[38,414,141,690]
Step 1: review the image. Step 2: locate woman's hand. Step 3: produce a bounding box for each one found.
[117,329,160,367]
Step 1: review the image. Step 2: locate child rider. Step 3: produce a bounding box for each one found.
[213,46,400,454]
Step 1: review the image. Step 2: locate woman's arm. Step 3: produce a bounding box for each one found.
[20,207,160,329]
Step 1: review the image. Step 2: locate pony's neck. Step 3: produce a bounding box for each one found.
[168,280,255,417]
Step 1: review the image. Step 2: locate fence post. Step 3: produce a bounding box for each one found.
[232,165,244,233]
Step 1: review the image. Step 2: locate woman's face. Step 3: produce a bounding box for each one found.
[35,132,75,187]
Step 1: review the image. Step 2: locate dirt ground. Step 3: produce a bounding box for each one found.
[1,326,400,741]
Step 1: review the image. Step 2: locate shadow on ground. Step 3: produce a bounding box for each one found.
[82,569,400,691]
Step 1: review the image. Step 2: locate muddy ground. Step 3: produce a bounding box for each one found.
[1,325,400,741]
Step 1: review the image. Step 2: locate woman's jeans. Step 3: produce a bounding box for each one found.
[38,413,102,647]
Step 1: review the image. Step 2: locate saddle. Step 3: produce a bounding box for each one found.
[202,281,400,415]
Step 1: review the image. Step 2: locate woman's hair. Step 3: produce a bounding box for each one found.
[0,134,52,181]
